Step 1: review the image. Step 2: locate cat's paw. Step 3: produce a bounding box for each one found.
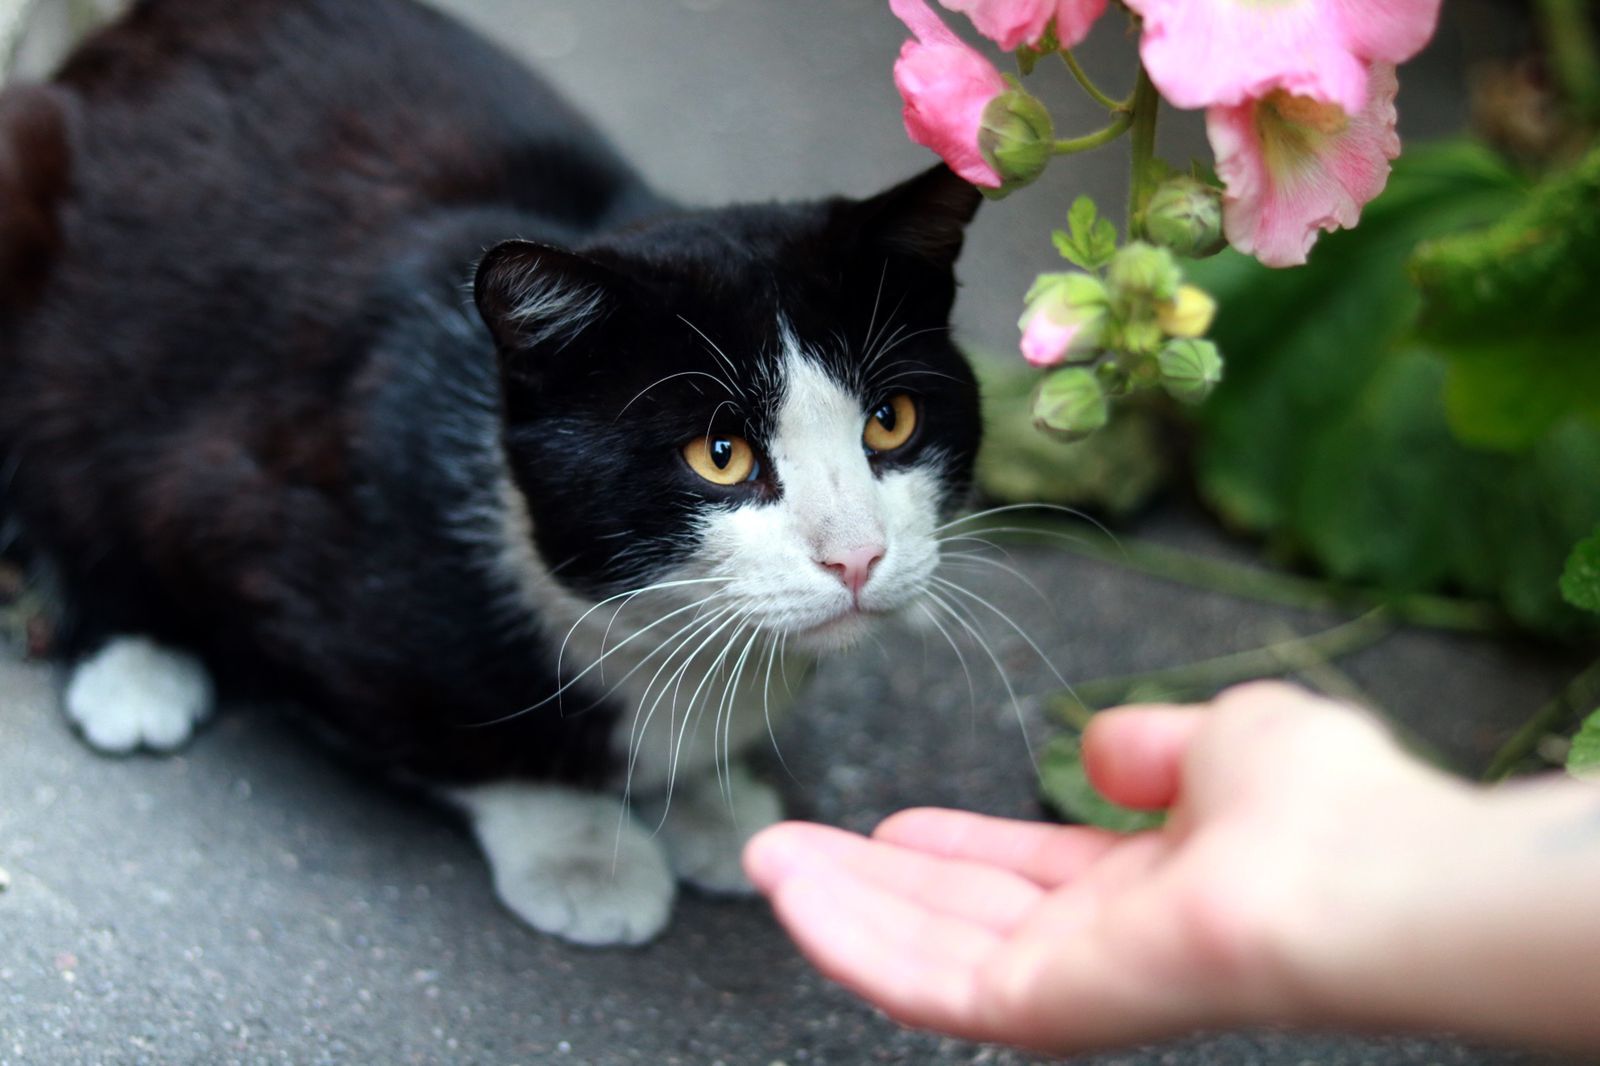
[63,636,215,754]
[457,784,675,947]
[642,764,784,896]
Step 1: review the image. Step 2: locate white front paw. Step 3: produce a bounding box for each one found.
[643,765,784,896]
[63,636,214,754]
[457,784,675,946]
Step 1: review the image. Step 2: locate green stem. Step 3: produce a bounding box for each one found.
[1483,655,1600,782]
[1052,111,1134,155]
[1047,609,1394,719]
[965,516,1505,633]
[1126,65,1162,241]
[1061,50,1123,112]
[1536,0,1600,122]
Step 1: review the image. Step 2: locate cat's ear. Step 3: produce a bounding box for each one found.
[845,164,982,271]
[473,240,622,356]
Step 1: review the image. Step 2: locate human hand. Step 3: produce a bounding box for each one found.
[744,682,1481,1054]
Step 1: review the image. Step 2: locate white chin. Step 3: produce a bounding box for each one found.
[788,610,878,654]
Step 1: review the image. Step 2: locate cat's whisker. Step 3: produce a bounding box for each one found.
[557,575,734,692]
[937,550,1055,614]
[714,623,765,812]
[472,581,735,727]
[615,370,733,418]
[759,634,798,785]
[924,587,1037,770]
[916,599,979,719]
[619,602,745,817]
[676,314,749,403]
[934,502,1126,555]
[658,607,757,822]
[628,605,752,824]
[932,575,1077,704]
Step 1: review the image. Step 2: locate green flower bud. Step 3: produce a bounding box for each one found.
[1144,177,1226,259]
[1157,338,1225,403]
[1032,367,1109,441]
[978,80,1054,199]
[1106,242,1183,305]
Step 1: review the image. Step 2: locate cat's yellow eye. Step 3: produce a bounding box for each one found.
[683,435,758,486]
[863,393,918,453]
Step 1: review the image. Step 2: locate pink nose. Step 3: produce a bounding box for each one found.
[819,544,885,601]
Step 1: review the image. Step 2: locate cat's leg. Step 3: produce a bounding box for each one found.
[454,783,676,947]
[62,635,215,753]
[635,762,784,895]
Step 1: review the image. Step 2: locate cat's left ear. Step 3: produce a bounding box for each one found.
[474,240,623,358]
[842,163,982,272]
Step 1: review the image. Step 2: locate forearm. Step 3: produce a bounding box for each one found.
[1292,774,1600,1050]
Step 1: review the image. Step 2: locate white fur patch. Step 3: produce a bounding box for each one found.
[63,636,215,754]
[454,783,675,946]
[635,762,784,895]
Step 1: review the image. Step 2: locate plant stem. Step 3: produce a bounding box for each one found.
[1126,65,1161,240]
[965,516,1506,633]
[1048,609,1394,720]
[1061,50,1123,111]
[1537,0,1600,122]
[1483,655,1600,782]
[1053,111,1134,155]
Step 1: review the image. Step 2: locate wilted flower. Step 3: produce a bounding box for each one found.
[940,0,1109,51]
[891,0,1011,188]
[1207,62,1400,267]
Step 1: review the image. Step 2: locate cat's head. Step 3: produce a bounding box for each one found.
[475,165,982,653]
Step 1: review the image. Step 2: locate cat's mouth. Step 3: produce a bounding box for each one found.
[789,604,888,653]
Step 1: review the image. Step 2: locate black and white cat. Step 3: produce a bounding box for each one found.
[0,0,983,944]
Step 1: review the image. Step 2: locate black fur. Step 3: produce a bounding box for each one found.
[0,0,981,785]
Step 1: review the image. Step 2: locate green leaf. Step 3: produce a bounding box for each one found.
[1566,708,1600,779]
[1038,734,1165,833]
[1053,196,1117,271]
[1562,529,1600,614]
[1186,140,1600,632]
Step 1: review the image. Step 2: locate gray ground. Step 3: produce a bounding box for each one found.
[0,1,1584,1064]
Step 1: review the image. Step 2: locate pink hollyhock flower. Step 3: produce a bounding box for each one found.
[1020,307,1085,366]
[1124,0,1439,115]
[890,0,1008,188]
[939,0,1109,51]
[1207,62,1400,268]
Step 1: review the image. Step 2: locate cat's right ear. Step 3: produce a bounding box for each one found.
[473,240,622,359]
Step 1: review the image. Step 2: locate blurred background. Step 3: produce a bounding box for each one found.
[2,1,1596,1064]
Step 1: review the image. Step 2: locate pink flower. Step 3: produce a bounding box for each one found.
[939,0,1109,51]
[1124,0,1440,115]
[891,0,1009,188]
[1207,62,1400,268]
[1020,307,1085,366]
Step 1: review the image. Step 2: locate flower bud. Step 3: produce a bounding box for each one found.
[1018,273,1108,367]
[1157,338,1224,403]
[978,80,1054,198]
[1156,285,1218,339]
[1144,177,1226,259]
[1106,242,1183,304]
[1032,367,1109,441]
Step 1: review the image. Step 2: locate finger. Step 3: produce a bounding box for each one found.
[745,821,1045,933]
[872,808,1120,889]
[1081,707,1208,810]
[766,858,1004,1039]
